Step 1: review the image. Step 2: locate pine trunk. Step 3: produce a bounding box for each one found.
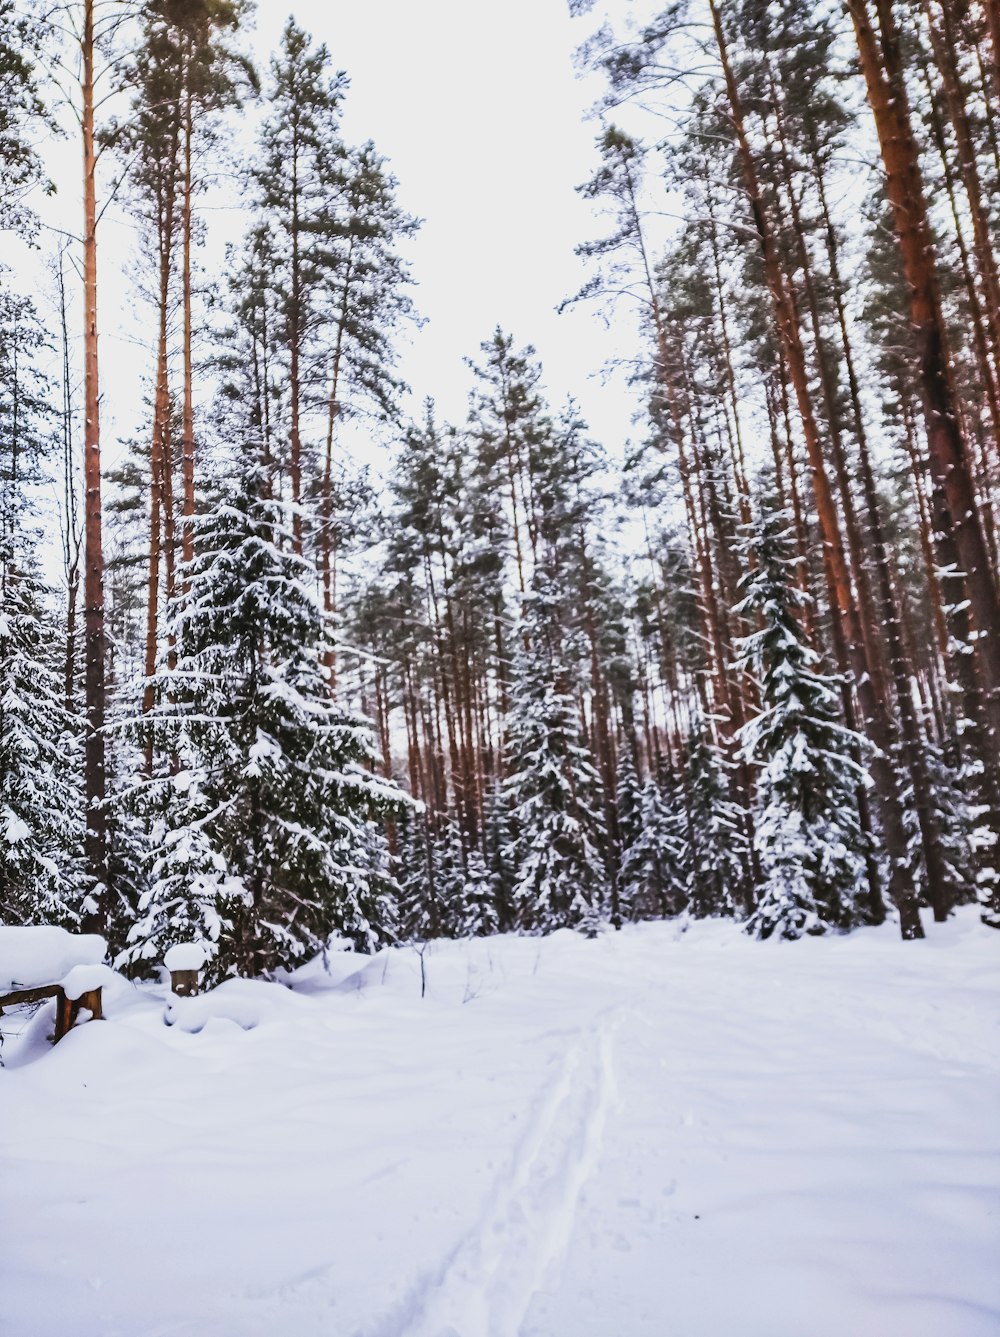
[709,0,923,937]
[180,83,196,569]
[924,0,1000,398]
[82,0,107,924]
[848,0,1000,724]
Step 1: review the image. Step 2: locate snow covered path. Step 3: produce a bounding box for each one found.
[2,913,998,1337]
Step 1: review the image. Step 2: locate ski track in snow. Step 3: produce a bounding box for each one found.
[363,1014,619,1337]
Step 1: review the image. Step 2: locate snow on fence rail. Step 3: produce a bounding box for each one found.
[0,927,109,1044]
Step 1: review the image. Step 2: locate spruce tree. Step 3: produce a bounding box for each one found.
[614,747,643,919]
[0,295,85,926]
[482,778,516,932]
[393,806,437,941]
[504,575,608,933]
[736,507,871,939]
[459,843,498,938]
[123,447,407,981]
[0,558,85,927]
[621,759,688,920]
[682,721,747,920]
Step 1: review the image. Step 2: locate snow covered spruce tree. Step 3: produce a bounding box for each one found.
[614,747,643,918]
[682,719,748,920]
[619,754,687,920]
[394,808,454,941]
[394,809,498,942]
[504,574,608,933]
[123,446,407,981]
[735,507,871,939]
[0,294,85,926]
[0,555,85,926]
[482,778,516,931]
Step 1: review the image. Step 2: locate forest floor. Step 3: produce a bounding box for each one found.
[1,909,998,1337]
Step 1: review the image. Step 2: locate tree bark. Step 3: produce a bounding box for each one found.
[709,0,923,937]
[180,80,196,569]
[924,0,1000,399]
[82,0,107,925]
[848,0,1000,733]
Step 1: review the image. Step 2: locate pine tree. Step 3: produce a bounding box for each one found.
[122,448,407,981]
[467,329,550,594]
[314,139,418,633]
[736,508,871,939]
[504,575,608,933]
[252,18,348,552]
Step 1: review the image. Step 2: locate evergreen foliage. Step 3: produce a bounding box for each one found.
[504,576,608,933]
[681,722,747,920]
[0,559,84,926]
[735,508,870,939]
[620,757,687,920]
[0,295,84,926]
[122,454,407,981]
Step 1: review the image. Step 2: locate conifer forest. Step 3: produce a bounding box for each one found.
[4,4,1000,1333]
[2,0,1000,970]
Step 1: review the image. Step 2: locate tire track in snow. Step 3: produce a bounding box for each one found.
[361,1015,619,1337]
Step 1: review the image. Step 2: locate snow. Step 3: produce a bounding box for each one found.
[163,977,305,1033]
[163,942,208,973]
[1,910,998,1337]
[59,963,118,1002]
[0,927,106,992]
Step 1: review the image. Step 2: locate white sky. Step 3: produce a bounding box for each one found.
[254,0,641,438]
[24,0,647,512]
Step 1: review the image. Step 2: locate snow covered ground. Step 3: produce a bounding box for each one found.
[2,910,998,1337]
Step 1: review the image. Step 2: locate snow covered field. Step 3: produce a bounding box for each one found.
[2,910,998,1337]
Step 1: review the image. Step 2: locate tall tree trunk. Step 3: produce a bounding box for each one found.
[58,246,81,718]
[288,119,304,554]
[924,0,1000,396]
[918,49,1000,457]
[320,244,353,688]
[142,319,167,771]
[82,0,107,926]
[848,0,1000,731]
[809,117,957,920]
[709,0,923,936]
[180,81,196,569]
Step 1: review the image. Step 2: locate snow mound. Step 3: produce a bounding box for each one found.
[0,927,106,992]
[164,977,305,1034]
[279,945,386,993]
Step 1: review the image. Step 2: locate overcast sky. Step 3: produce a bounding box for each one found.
[252,0,639,439]
[25,0,645,501]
